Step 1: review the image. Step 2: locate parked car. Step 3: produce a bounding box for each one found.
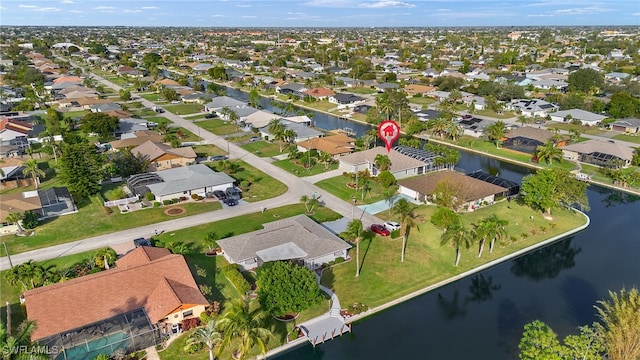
[133,238,152,247]
[226,187,241,200]
[213,190,227,201]
[384,221,401,231]
[249,136,261,142]
[171,100,180,104]
[205,113,216,119]
[224,198,238,206]
[208,155,227,161]
[370,224,390,236]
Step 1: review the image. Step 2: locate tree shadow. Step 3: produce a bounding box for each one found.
[436,288,467,320]
[464,274,501,304]
[357,231,375,274]
[510,237,580,281]
[320,267,335,290]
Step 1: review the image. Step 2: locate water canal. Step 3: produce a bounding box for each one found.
[179,79,639,359]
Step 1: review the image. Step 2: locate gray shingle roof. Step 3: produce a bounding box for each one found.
[217,215,351,263]
[147,164,235,197]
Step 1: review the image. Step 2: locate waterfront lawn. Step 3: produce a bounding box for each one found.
[303,100,336,112]
[205,160,287,202]
[612,133,640,144]
[240,140,283,157]
[197,119,239,135]
[314,174,388,205]
[322,201,588,309]
[163,103,204,115]
[272,158,339,177]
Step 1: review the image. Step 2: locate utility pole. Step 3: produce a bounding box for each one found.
[3,242,13,269]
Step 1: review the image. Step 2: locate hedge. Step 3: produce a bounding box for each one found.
[221,264,251,295]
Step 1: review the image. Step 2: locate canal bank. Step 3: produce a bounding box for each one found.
[257,209,590,359]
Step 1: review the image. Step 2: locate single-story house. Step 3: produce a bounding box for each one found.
[338,146,434,179]
[549,109,607,126]
[457,116,493,137]
[259,119,323,143]
[303,87,335,100]
[109,131,164,150]
[297,133,356,157]
[609,118,640,134]
[243,110,279,129]
[508,99,559,118]
[562,139,635,168]
[328,93,366,106]
[404,84,436,97]
[131,141,196,172]
[0,118,33,142]
[1,187,77,227]
[375,82,400,92]
[414,109,441,122]
[398,170,508,211]
[24,247,208,357]
[204,96,246,113]
[128,164,235,202]
[502,127,558,154]
[217,215,351,271]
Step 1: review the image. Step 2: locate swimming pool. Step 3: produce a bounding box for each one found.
[56,331,130,360]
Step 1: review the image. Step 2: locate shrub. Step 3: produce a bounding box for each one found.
[240,180,250,189]
[199,284,212,297]
[390,229,401,238]
[181,317,201,332]
[163,200,172,206]
[221,264,251,295]
[191,194,199,200]
[145,192,156,201]
[154,202,161,207]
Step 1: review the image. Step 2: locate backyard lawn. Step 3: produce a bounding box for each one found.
[197,119,239,135]
[322,201,588,309]
[240,140,284,158]
[163,103,204,115]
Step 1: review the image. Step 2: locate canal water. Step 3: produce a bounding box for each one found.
[171,77,639,359]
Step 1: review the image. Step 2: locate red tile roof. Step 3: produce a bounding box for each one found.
[23,247,208,340]
[0,118,33,134]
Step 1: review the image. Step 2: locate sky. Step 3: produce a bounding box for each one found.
[1,0,639,27]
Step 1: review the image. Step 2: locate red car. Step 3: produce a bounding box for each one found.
[370,224,390,236]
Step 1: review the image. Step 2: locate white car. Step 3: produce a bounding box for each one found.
[384,221,401,231]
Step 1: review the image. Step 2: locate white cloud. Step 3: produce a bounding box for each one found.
[93,6,116,10]
[142,6,158,10]
[304,0,357,7]
[35,7,60,12]
[236,4,252,7]
[553,6,611,15]
[360,1,415,8]
[211,14,226,18]
[60,0,74,4]
[241,15,257,18]
[19,5,38,8]
[123,9,142,13]
[69,9,82,13]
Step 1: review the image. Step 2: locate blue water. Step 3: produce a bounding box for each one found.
[57,332,129,360]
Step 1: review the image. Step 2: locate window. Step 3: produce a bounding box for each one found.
[182,310,193,318]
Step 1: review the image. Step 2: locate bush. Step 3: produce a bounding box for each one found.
[221,264,251,295]
[181,317,201,332]
[191,194,200,200]
[154,202,161,207]
[163,200,172,206]
[390,229,401,238]
[145,192,156,201]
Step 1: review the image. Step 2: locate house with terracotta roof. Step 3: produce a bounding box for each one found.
[404,84,436,97]
[23,247,209,357]
[303,87,335,100]
[0,118,33,141]
[109,131,164,150]
[217,215,351,271]
[338,146,434,179]
[398,170,508,211]
[132,140,196,171]
[296,133,356,157]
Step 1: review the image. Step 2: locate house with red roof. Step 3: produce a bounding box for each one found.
[23,246,209,347]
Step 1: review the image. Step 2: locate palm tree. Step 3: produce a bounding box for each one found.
[440,223,474,266]
[376,92,393,120]
[203,232,219,254]
[22,159,45,189]
[300,195,320,214]
[484,121,507,148]
[383,187,397,214]
[446,122,463,141]
[594,288,640,360]
[5,212,24,233]
[517,115,530,127]
[0,319,47,360]
[282,129,296,150]
[218,299,273,360]
[393,198,419,263]
[163,133,181,148]
[228,109,240,131]
[267,119,285,152]
[184,319,223,360]
[374,154,391,172]
[474,215,509,257]
[428,117,450,139]
[343,219,364,277]
[535,141,563,164]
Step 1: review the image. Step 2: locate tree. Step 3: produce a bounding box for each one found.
[520,168,589,217]
[0,319,48,360]
[218,299,272,359]
[430,207,460,234]
[267,119,285,152]
[21,210,39,230]
[5,212,24,233]
[22,159,45,189]
[440,223,473,266]
[568,68,604,93]
[59,142,104,198]
[383,186,398,214]
[110,148,150,177]
[484,121,507,148]
[203,232,219,254]
[393,198,419,263]
[608,92,639,119]
[343,219,364,277]
[518,320,564,360]
[163,133,181,148]
[248,88,261,108]
[118,88,131,101]
[44,107,64,135]
[594,288,640,360]
[300,194,320,214]
[184,318,223,360]
[535,141,563,164]
[374,154,391,171]
[427,117,451,139]
[142,52,162,69]
[256,261,323,316]
[377,170,396,188]
[161,87,179,102]
[80,113,119,138]
[474,214,508,257]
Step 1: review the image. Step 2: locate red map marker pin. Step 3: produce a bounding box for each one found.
[378,120,400,152]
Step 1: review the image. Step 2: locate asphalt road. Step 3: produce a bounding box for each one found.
[0,72,382,269]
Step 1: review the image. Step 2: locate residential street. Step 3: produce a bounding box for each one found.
[0,72,382,269]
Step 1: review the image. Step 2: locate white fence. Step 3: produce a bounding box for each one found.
[104,195,139,207]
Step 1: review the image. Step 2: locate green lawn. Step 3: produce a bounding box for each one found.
[612,133,640,144]
[139,93,162,101]
[197,119,239,135]
[184,114,208,120]
[272,158,339,177]
[408,97,436,107]
[303,100,337,112]
[131,108,158,117]
[314,174,389,206]
[164,103,204,115]
[546,123,606,136]
[474,109,516,119]
[323,201,588,309]
[173,127,202,142]
[240,140,284,158]
[347,87,377,95]
[206,160,288,202]
[192,144,227,157]
[59,109,88,118]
